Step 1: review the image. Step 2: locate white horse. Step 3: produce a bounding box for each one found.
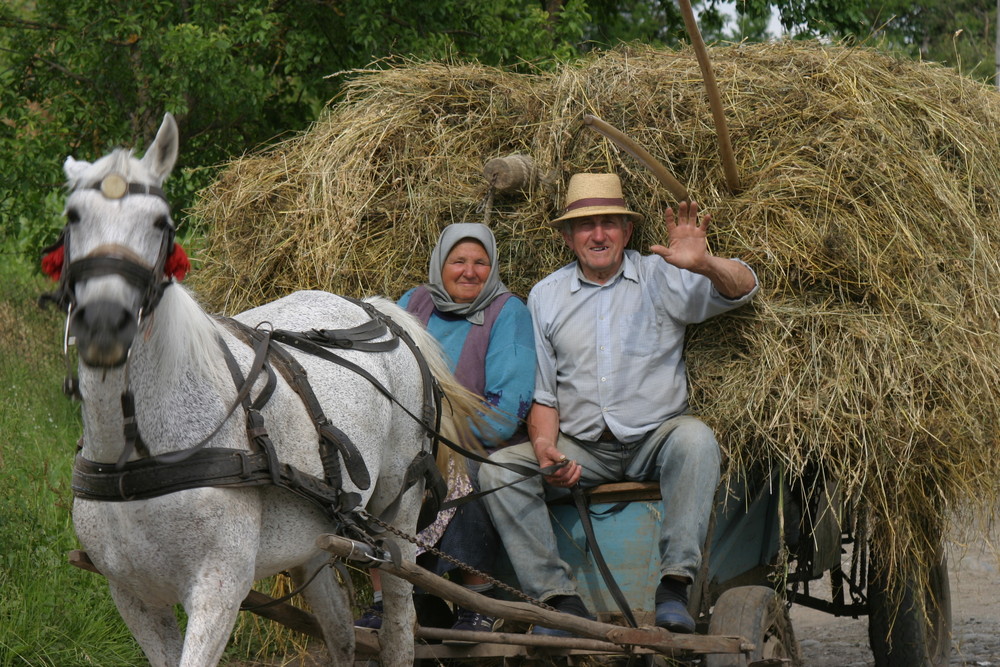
[49,113,482,666]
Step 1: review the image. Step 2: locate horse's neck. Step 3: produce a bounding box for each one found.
[78,365,129,462]
[77,287,236,463]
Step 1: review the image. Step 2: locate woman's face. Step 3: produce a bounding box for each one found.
[441,239,491,303]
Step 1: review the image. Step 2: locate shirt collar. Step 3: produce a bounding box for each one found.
[569,250,640,292]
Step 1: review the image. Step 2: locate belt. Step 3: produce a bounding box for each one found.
[598,428,616,442]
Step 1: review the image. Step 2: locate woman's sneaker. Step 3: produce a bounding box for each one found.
[443,607,499,645]
[354,600,383,629]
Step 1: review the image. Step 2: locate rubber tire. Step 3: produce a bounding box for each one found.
[868,552,952,667]
[705,585,801,667]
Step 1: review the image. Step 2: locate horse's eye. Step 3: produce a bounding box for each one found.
[66,208,81,224]
[154,215,172,230]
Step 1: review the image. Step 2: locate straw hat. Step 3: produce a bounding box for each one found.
[549,173,643,227]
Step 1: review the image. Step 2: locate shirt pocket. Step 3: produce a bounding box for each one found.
[620,311,660,358]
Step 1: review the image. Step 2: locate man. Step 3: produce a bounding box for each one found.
[480,172,758,635]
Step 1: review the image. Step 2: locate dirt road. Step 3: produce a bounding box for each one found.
[792,523,1000,666]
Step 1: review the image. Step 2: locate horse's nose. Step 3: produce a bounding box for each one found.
[70,300,138,367]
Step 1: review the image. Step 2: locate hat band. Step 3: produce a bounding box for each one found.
[564,197,627,212]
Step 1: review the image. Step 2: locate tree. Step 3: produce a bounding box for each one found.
[4,0,995,261]
[860,0,997,82]
[0,0,592,256]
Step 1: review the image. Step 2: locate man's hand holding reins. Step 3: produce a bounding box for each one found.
[537,444,581,488]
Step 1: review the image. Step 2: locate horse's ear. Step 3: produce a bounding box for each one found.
[140,112,179,185]
[63,156,90,184]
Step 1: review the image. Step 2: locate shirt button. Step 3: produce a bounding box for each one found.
[599,345,605,351]
[600,377,606,382]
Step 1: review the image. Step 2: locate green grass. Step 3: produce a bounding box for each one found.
[0,255,147,666]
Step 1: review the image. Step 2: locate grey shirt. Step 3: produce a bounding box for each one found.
[528,249,758,443]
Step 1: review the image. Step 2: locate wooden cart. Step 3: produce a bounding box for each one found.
[70,468,950,666]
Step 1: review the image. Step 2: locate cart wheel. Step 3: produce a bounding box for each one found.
[867,551,951,667]
[705,585,801,667]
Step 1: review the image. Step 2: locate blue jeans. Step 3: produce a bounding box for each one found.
[479,415,721,602]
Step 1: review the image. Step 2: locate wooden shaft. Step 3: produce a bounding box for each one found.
[316,533,746,655]
[417,626,664,653]
[677,0,741,193]
[582,114,690,202]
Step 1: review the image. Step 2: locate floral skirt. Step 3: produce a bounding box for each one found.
[416,458,500,576]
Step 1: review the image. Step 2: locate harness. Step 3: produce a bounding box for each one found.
[71,296,449,541]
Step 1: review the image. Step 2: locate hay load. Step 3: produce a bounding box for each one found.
[191,41,1000,578]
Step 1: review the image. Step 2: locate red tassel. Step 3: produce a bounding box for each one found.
[41,242,190,282]
[41,245,65,281]
[164,243,191,281]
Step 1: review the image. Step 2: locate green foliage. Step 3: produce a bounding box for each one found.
[7,0,991,266]
[863,1,998,82]
[0,0,597,261]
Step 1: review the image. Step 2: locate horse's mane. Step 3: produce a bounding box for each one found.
[147,284,225,383]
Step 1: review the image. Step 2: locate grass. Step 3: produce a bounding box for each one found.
[0,254,147,666]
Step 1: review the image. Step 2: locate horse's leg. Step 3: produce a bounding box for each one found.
[292,554,355,666]
[373,482,421,667]
[379,566,417,667]
[177,569,254,667]
[107,582,183,667]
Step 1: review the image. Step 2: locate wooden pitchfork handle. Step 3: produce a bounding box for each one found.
[582,114,690,203]
[678,0,741,193]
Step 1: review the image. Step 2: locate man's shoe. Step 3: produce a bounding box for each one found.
[531,595,595,637]
[354,600,383,629]
[443,607,499,645]
[655,599,695,634]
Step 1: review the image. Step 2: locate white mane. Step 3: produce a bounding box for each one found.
[145,283,225,383]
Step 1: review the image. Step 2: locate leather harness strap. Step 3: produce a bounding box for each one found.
[221,318,373,493]
[70,300,451,537]
[571,485,642,631]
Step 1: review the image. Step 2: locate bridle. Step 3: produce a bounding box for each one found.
[40,173,186,400]
[40,173,179,319]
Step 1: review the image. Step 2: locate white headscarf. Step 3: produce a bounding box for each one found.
[425,223,510,325]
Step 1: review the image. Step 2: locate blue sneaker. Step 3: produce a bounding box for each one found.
[443,607,499,645]
[531,595,594,637]
[354,600,383,629]
[655,599,695,634]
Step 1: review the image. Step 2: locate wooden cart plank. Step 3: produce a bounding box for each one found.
[316,533,750,657]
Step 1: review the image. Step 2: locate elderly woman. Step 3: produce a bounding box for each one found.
[356,223,535,640]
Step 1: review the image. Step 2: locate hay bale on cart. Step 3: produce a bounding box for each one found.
[190,40,1000,660]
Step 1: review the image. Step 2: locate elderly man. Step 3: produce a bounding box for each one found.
[480,172,758,635]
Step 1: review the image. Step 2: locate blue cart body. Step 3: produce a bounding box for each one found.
[546,472,784,616]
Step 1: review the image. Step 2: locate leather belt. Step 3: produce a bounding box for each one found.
[598,428,616,442]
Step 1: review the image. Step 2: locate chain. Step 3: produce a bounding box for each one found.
[362,511,557,613]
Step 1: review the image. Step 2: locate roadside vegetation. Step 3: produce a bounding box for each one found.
[0,257,145,665]
[0,256,318,664]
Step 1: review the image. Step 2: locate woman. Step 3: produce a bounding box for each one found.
[355,223,535,639]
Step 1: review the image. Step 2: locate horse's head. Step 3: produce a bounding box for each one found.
[52,113,183,368]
